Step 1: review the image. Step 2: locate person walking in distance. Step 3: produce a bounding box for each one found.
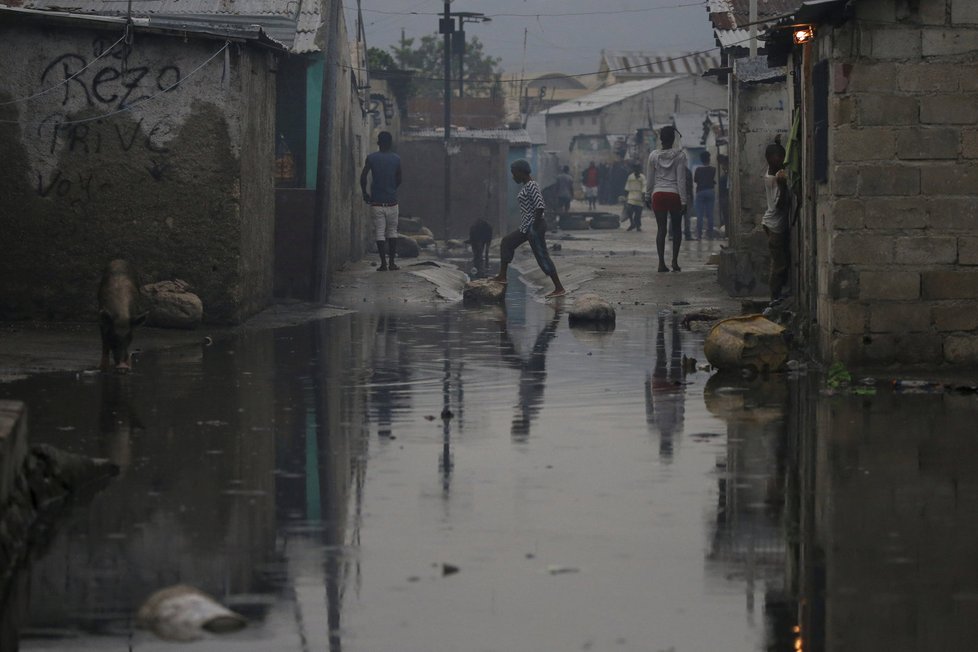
[582,161,599,211]
[556,166,574,213]
[644,126,688,273]
[624,163,646,231]
[717,154,730,233]
[360,131,402,271]
[694,152,717,240]
[762,136,790,303]
[494,159,567,299]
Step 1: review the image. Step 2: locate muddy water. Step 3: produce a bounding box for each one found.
[2,283,977,651]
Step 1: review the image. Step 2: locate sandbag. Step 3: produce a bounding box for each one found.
[463,278,506,305]
[137,585,246,642]
[704,315,788,372]
[568,294,616,325]
[141,280,203,329]
[589,213,621,229]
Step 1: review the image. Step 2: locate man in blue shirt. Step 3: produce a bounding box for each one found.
[360,131,402,271]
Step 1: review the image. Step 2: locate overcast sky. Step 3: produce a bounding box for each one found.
[346,0,716,77]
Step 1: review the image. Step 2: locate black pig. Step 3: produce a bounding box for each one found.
[98,260,147,372]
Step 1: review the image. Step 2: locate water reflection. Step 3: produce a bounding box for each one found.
[499,308,561,443]
[646,316,687,461]
[2,304,977,651]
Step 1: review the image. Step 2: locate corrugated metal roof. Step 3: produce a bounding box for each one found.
[6,0,324,53]
[544,77,678,116]
[602,51,720,78]
[404,128,533,145]
[709,0,801,50]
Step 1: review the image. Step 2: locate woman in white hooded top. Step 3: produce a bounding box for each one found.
[644,126,688,273]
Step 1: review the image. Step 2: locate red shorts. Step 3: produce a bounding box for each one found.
[652,192,682,213]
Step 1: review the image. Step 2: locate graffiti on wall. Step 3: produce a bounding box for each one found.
[27,37,188,204]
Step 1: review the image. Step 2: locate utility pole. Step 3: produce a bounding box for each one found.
[749,0,758,57]
[441,0,453,240]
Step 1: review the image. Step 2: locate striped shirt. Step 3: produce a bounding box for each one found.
[518,180,546,233]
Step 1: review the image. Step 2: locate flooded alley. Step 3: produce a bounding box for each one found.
[3,276,977,651]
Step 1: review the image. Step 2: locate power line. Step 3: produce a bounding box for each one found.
[353,1,705,18]
[0,33,127,106]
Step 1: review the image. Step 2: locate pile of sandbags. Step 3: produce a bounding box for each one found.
[141,280,203,329]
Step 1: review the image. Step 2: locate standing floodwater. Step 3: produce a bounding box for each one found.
[2,286,977,651]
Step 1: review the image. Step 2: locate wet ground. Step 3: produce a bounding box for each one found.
[3,278,978,650]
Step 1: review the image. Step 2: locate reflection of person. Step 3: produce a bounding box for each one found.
[694,152,717,240]
[555,166,574,213]
[494,159,566,299]
[360,131,402,271]
[762,136,790,303]
[644,316,686,461]
[624,163,646,232]
[644,126,688,273]
[499,311,561,441]
[369,314,410,438]
[468,218,493,278]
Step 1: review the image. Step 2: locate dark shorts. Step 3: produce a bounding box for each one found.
[500,219,556,277]
[652,192,682,213]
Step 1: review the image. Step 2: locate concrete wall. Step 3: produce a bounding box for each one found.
[813,0,978,366]
[0,23,276,323]
[719,63,791,296]
[544,76,727,172]
[398,138,510,239]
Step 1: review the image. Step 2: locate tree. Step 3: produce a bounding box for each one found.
[389,34,502,98]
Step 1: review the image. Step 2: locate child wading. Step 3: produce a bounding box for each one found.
[494,159,566,299]
[762,136,790,303]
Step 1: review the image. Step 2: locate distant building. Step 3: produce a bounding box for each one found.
[502,72,597,124]
[598,50,721,86]
[541,76,726,175]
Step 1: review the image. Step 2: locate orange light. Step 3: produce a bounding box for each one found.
[793,25,815,44]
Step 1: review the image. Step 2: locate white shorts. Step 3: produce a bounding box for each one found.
[371,204,399,241]
[584,186,598,199]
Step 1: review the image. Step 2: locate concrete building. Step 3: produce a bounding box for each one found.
[542,76,727,174]
[0,0,373,321]
[768,0,978,366]
[707,0,799,296]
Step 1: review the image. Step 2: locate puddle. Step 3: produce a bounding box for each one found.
[1,281,977,650]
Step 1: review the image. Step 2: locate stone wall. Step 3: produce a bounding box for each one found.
[818,0,978,366]
[0,22,276,323]
[398,138,510,239]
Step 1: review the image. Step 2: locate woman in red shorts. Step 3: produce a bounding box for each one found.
[644,126,689,273]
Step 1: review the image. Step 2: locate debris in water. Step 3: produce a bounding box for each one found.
[424,415,436,421]
[442,563,460,576]
[137,585,247,642]
[547,565,581,575]
[203,336,213,346]
[440,408,454,420]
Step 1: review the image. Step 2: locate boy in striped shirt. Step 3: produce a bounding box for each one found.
[493,159,566,298]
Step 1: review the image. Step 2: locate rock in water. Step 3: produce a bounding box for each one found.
[398,216,423,234]
[396,235,420,259]
[568,294,616,325]
[142,280,203,329]
[137,585,247,642]
[463,278,506,305]
[411,234,436,248]
[704,315,788,372]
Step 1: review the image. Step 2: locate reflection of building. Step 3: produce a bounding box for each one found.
[703,373,791,647]
[789,381,978,652]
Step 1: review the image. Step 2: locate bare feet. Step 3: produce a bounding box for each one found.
[377,264,388,272]
[389,263,400,271]
[545,288,567,299]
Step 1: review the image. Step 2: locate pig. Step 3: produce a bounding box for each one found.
[98,260,148,372]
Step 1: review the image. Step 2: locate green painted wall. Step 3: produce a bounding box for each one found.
[305,56,324,189]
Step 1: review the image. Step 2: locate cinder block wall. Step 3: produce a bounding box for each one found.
[820,0,978,366]
[0,24,275,323]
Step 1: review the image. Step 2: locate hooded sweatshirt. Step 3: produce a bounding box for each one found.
[645,148,688,205]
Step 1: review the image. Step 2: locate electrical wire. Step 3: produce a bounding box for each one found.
[0,33,127,106]
[0,41,230,126]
